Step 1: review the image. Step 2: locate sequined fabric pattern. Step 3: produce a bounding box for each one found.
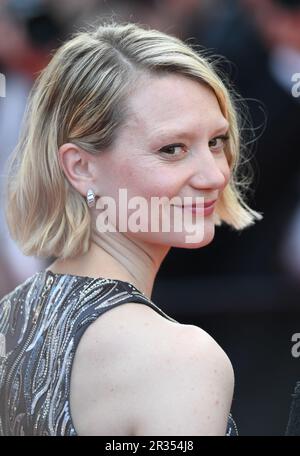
[226,413,239,436]
[286,381,300,436]
[0,271,238,436]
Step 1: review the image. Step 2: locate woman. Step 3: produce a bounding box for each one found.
[0,20,261,436]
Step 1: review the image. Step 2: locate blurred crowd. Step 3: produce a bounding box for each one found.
[1,0,300,297]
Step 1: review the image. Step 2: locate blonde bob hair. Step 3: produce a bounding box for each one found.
[3,20,262,260]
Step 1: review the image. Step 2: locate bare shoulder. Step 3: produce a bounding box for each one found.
[98,303,233,372]
[70,302,234,435]
[82,302,234,387]
[131,323,235,436]
[138,322,235,392]
[69,301,183,435]
[79,301,181,355]
[90,302,235,394]
[178,324,235,380]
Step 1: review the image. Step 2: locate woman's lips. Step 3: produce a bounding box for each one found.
[173,199,217,216]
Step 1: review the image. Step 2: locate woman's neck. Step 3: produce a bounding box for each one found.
[88,223,169,299]
[48,211,170,299]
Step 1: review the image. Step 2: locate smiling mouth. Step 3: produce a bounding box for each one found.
[171,199,217,217]
[175,199,217,208]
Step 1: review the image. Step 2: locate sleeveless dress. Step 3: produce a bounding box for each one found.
[285,381,300,436]
[0,270,238,436]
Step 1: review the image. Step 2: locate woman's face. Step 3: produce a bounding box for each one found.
[93,73,231,248]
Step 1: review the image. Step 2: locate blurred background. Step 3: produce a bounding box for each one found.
[0,0,300,435]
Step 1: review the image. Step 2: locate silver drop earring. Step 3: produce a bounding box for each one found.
[86,188,96,208]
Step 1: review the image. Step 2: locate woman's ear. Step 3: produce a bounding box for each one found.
[58,143,97,197]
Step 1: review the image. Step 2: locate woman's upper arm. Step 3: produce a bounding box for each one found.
[132,325,235,436]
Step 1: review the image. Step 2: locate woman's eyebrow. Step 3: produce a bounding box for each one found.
[210,119,230,134]
[149,119,229,143]
[149,129,195,142]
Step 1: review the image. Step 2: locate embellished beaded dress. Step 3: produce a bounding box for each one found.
[285,382,300,436]
[0,270,238,436]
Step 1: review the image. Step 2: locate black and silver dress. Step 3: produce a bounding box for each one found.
[0,270,238,436]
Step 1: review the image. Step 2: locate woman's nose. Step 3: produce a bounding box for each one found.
[188,150,229,191]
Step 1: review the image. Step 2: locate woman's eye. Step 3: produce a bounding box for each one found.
[209,135,229,151]
[159,143,186,157]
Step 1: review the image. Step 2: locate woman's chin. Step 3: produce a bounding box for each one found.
[169,224,216,249]
[127,220,216,248]
[173,234,215,249]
